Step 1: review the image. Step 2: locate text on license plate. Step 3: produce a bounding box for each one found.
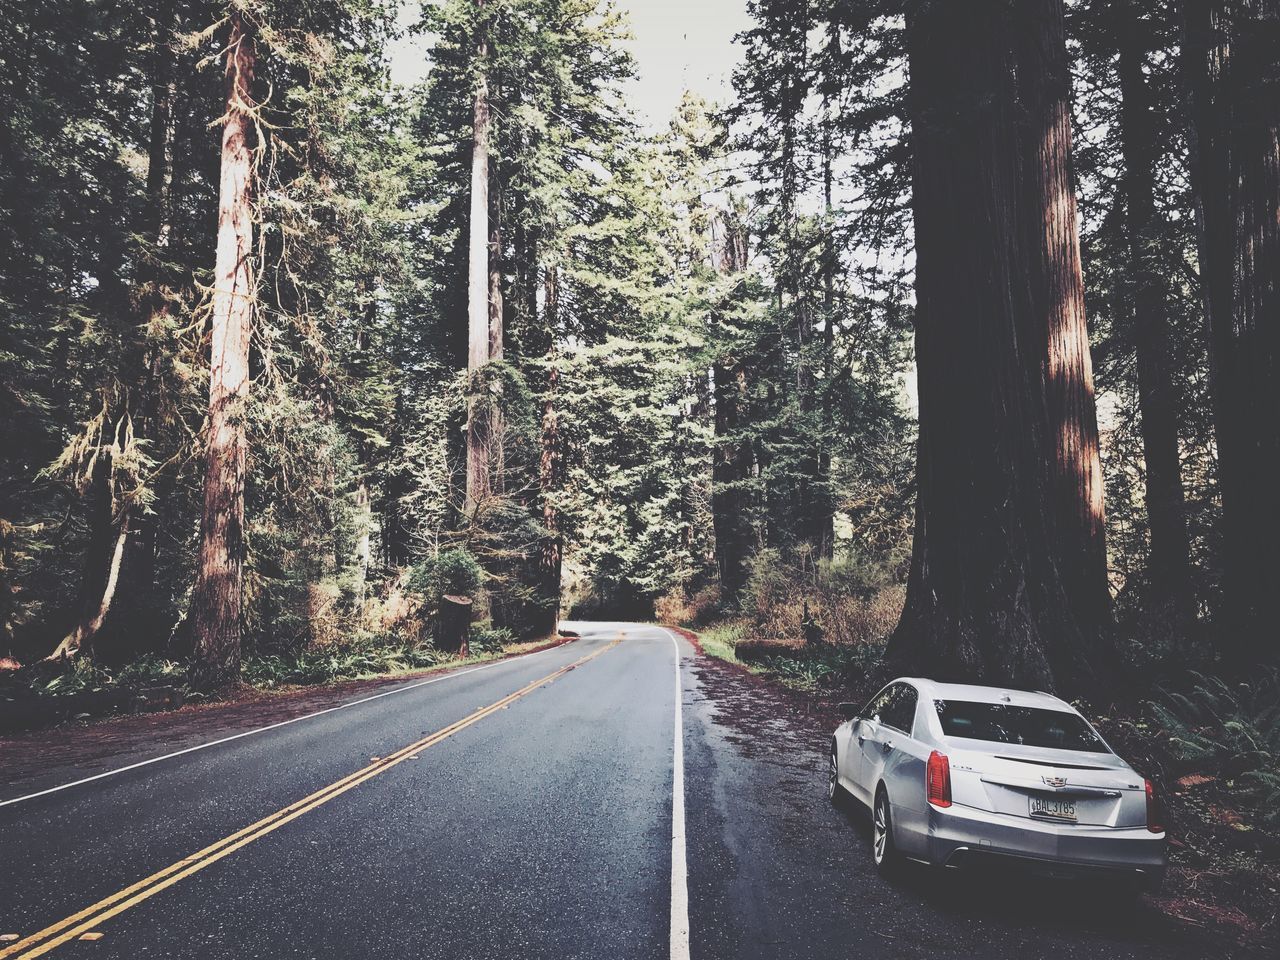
[1030,795,1077,821]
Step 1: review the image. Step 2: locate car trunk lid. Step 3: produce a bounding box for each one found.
[945,742,1147,828]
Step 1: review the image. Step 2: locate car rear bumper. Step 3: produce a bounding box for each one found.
[923,802,1167,888]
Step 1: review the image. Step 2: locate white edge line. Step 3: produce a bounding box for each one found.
[660,626,691,960]
[0,639,574,810]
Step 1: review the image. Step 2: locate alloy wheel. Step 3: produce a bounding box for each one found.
[873,794,888,864]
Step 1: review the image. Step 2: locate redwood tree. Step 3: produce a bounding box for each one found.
[465,5,492,515]
[189,9,256,689]
[1183,0,1280,667]
[888,0,1116,697]
[1114,0,1195,640]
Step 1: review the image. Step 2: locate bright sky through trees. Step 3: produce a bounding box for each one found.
[389,0,752,127]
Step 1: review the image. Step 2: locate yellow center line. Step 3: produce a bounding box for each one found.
[2,638,622,960]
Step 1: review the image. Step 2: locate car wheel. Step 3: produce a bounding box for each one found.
[828,740,843,803]
[873,788,901,875]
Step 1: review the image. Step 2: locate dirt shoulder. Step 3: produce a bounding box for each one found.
[0,635,570,794]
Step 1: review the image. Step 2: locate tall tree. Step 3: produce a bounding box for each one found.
[189,8,256,689]
[1015,0,1113,662]
[1111,0,1195,639]
[1182,0,1280,667]
[465,0,493,515]
[888,0,1115,697]
[711,210,755,606]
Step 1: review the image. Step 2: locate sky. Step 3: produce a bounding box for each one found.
[387,0,754,130]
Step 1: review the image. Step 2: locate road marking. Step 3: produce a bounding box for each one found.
[0,638,621,960]
[0,640,571,810]
[660,627,690,960]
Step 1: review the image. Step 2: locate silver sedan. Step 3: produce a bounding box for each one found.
[829,678,1167,891]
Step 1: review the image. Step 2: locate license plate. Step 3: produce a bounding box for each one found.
[1030,795,1077,821]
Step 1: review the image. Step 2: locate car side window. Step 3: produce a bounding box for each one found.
[881,684,918,736]
[861,685,894,723]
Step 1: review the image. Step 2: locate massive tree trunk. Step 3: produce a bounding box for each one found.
[888,0,1114,698]
[712,214,754,606]
[1116,2,1195,641]
[465,13,492,517]
[189,10,255,690]
[1012,0,1114,672]
[1183,0,1280,667]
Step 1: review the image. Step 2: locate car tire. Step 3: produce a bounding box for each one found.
[828,740,845,803]
[872,787,901,876]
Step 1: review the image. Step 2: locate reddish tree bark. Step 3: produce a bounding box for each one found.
[1013,0,1115,674]
[189,10,255,689]
[1183,0,1280,667]
[888,0,1115,697]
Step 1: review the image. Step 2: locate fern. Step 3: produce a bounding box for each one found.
[1152,669,1280,827]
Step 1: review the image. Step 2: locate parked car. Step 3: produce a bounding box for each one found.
[829,678,1166,891]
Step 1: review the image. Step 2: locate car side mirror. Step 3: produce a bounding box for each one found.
[838,702,859,721]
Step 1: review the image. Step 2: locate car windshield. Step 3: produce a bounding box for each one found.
[933,700,1109,753]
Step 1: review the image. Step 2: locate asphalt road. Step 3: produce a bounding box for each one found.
[0,623,1246,959]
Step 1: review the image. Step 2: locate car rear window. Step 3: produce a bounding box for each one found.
[933,700,1109,753]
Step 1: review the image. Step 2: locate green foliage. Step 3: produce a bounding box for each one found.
[241,637,447,689]
[407,549,484,603]
[1151,670,1280,826]
[469,622,516,655]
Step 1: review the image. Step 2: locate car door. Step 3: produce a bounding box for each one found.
[876,683,929,857]
[846,684,896,803]
[859,683,908,798]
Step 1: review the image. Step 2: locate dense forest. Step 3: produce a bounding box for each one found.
[1,0,1277,703]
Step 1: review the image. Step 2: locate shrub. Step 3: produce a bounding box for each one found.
[407,549,484,603]
[1150,669,1280,828]
[469,622,516,655]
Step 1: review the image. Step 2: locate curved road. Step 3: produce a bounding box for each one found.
[0,623,1241,958]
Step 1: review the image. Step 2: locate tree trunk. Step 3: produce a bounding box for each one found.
[1116,3,1195,641]
[1183,0,1280,667]
[1012,0,1114,676]
[819,89,837,560]
[465,13,492,517]
[532,266,563,636]
[487,159,505,494]
[436,595,472,655]
[888,0,1114,698]
[189,10,255,690]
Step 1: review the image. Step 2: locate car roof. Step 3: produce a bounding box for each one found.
[894,678,1076,712]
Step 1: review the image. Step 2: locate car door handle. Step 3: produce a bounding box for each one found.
[881,740,894,753]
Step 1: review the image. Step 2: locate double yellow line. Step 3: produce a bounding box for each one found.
[2,638,621,959]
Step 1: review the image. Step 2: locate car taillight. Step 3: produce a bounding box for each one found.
[1145,778,1164,833]
[927,750,951,808]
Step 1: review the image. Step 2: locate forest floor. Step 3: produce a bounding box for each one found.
[0,633,568,788]
[669,622,1280,955]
